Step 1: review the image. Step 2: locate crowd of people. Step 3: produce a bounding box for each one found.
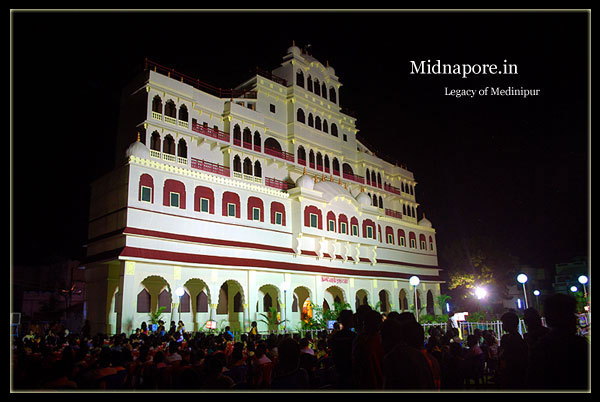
[11,293,589,391]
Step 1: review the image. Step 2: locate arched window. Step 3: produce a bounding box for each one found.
[296,69,305,88]
[429,235,435,251]
[332,158,340,175]
[178,104,188,122]
[321,82,327,99]
[243,127,252,146]
[309,150,315,168]
[342,162,354,176]
[307,75,313,92]
[338,214,348,234]
[247,196,264,222]
[264,137,282,153]
[152,95,162,113]
[304,205,323,229]
[233,155,242,173]
[271,201,286,225]
[331,123,338,137]
[372,194,378,207]
[378,196,383,209]
[412,206,416,217]
[194,185,214,214]
[177,138,187,158]
[243,157,252,175]
[350,216,359,236]
[362,219,376,239]
[308,113,314,127]
[329,87,337,103]
[150,131,161,151]
[222,191,241,218]
[398,229,406,247]
[385,226,394,244]
[409,232,417,248]
[297,146,306,165]
[296,108,305,124]
[324,155,330,171]
[326,211,336,232]
[196,291,209,313]
[323,119,329,133]
[165,100,176,118]
[315,116,322,130]
[180,291,191,312]
[366,168,371,185]
[158,289,171,313]
[419,233,427,249]
[254,160,262,178]
[163,134,175,155]
[314,79,321,96]
[233,124,241,144]
[253,131,261,151]
[427,290,435,315]
[139,173,154,203]
[137,289,151,313]
[377,172,382,188]
[163,179,186,209]
[316,152,323,171]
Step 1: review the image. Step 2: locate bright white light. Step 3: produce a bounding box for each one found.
[533,290,540,296]
[175,287,185,297]
[446,303,450,312]
[570,286,578,293]
[475,287,487,299]
[409,276,420,286]
[517,273,528,284]
[578,275,588,285]
[517,298,522,309]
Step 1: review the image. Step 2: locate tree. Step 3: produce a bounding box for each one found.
[440,234,520,311]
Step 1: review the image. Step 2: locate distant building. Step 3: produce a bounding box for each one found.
[83,45,444,336]
[553,256,589,295]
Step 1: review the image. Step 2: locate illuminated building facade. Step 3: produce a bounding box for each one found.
[84,44,443,335]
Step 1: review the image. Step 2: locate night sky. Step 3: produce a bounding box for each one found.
[12,11,589,275]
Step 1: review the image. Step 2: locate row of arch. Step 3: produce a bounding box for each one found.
[152,95,189,122]
[295,70,337,104]
[296,108,339,137]
[365,167,415,196]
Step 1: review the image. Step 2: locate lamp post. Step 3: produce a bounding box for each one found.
[533,290,541,310]
[281,280,290,332]
[175,287,185,323]
[578,275,588,298]
[409,276,420,322]
[517,273,529,309]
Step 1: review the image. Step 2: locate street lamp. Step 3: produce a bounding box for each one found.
[517,273,529,309]
[281,280,290,332]
[533,290,541,310]
[475,287,487,300]
[175,287,185,323]
[409,276,420,322]
[570,285,578,293]
[578,275,588,298]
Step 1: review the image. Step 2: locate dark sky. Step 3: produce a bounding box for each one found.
[12,10,589,272]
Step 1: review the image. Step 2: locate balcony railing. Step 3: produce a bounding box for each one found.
[343,172,365,184]
[264,146,295,163]
[385,209,403,219]
[265,177,294,190]
[384,183,402,195]
[145,58,257,99]
[190,158,230,177]
[192,122,230,142]
[298,158,306,166]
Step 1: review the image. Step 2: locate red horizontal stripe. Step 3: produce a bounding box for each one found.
[119,246,442,282]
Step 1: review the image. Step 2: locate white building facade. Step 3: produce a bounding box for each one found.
[84,45,443,336]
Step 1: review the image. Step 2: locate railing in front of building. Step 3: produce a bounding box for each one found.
[264,146,295,163]
[385,209,402,219]
[265,177,294,190]
[383,183,402,195]
[145,58,256,99]
[343,172,365,184]
[190,158,230,177]
[191,122,230,142]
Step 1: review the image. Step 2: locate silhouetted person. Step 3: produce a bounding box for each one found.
[328,309,356,389]
[271,337,310,389]
[523,307,550,354]
[352,308,384,389]
[380,317,435,390]
[497,311,528,389]
[527,294,589,390]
